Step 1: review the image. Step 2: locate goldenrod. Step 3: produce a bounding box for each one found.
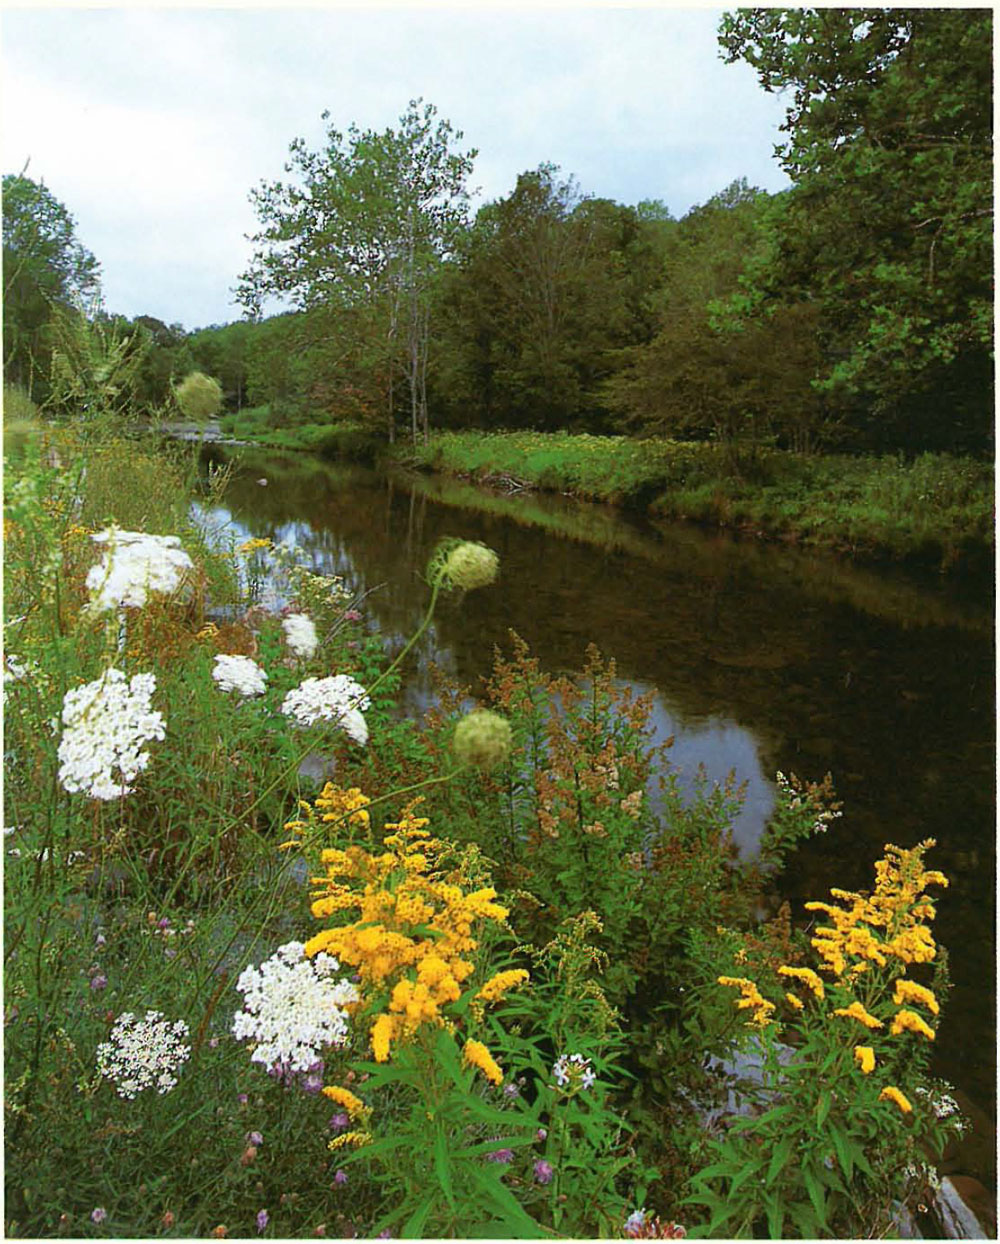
[879,1085,913,1115]
[853,1045,876,1074]
[832,1001,884,1030]
[890,1008,936,1041]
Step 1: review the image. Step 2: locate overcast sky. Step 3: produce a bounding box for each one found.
[2,4,792,331]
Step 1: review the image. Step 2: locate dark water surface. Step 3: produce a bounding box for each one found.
[201,447,995,1112]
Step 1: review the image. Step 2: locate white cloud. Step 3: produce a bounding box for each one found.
[2,6,790,327]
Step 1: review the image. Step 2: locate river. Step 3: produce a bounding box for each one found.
[198,444,995,1115]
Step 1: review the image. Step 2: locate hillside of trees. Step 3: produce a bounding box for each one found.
[4,9,992,458]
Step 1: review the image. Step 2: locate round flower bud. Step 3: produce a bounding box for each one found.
[453,710,512,770]
[426,538,499,592]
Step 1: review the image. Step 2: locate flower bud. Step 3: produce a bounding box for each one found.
[426,538,499,592]
[453,710,512,770]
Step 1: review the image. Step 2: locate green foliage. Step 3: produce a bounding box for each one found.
[239,98,477,444]
[45,309,150,424]
[174,370,223,422]
[718,8,994,452]
[2,172,101,400]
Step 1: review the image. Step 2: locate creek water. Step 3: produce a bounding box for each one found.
[199,444,995,1114]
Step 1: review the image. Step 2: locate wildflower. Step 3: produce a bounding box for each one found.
[463,1039,504,1086]
[625,1210,647,1236]
[238,537,272,554]
[536,1128,548,1142]
[534,1159,554,1184]
[283,613,319,659]
[91,1208,107,1224]
[879,1085,914,1115]
[333,1169,349,1186]
[893,979,940,1016]
[890,1009,936,1041]
[832,1000,884,1030]
[90,974,108,991]
[777,965,825,1000]
[487,1147,515,1163]
[476,968,529,1004]
[328,1112,349,1132]
[161,1212,175,1229]
[232,942,358,1074]
[718,976,776,1027]
[212,654,268,698]
[210,1225,228,1238]
[281,675,369,744]
[86,527,193,613]
[327,1130,372,1151]
[854,1045,876,1074]
[95,1010,190,1098]
[256,1209,269,1234]
[426,538,499,592]
[57,668,165,800]
[247,1130,263,1146]
[322,1085,367,1118]
[453,709,512,770]
[785,992,804,1010]
[237,1093,248,1105]
[241,1146,258,1166]
[552,1052,597,1091]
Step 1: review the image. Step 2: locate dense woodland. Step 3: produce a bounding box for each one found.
[4,9,993,458]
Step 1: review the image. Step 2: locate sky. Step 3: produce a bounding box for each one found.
[2,4,793,331]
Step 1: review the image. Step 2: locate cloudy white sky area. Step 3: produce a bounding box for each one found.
[2,5,793,330]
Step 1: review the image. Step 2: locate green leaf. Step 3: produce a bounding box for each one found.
[433,1128,455,1209]
[765,1133,794,1187]
[466,1165,545,1237]
[815,1089,832,1127]
[802,1165,828,1229]
[828,1122,853,1181]
[401,1195,436,1239]
[764,1192,785,1238]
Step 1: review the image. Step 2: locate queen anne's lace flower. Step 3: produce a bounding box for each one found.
[212,654,268,698]
[280,675,369,744]
[282,613,319,659]
[232,941,359,1074]
[86,527,194,613]
[57,669,165,800]
[95,1010,191,1098]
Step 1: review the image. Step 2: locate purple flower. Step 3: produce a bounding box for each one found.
[624,1210,647,1237]
[503,1082,520,1099]
[247,1131,263,1146]
[328,1112,350,1132]
[533,1159,554,1185]
[237,1093,248,1105]
[90,974,108,991]
[91,1207,107,1224]
[95,933,107,948]
[344,610,362,622]
[158,917,171,930]
[256,1208,269,1234]
[377,1231,392,1239]
[209,1037,220,1049]
[486,1147,514,1164]
[333,1169,349,1186]
[535,1128,548,1142]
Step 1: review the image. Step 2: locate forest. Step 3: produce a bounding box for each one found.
[4,9,993,461]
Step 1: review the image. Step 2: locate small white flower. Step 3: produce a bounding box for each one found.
[280,674,369,745]
[96,1010,191,1098]
[212,653,268,698]
[232,941,358,1074]
[57,668,165,800]
[552,1052,596,1092]
[282,613,319,659]
[86,527,194,613]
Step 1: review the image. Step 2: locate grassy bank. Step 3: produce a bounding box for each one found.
[218,406,377,459]
[389,430,994,568]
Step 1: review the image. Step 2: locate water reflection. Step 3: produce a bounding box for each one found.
[197,446,995,1110]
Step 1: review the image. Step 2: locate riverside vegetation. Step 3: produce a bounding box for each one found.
[3,397,972,1238]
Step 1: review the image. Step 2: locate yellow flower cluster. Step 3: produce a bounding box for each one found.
[463,1039,504,1085]
[879,1085,913,1115]
[301,794,525,1075]
[804,841,947,978]
[833,1000,884,1030]
[778,965,825,1000]
[854,1045,876,1074]
[282,782,372,848]
[717,976,776,1027]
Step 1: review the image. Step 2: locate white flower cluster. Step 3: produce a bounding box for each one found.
[282,612,319,659]
[553,1052,596,1091]
[95,1010,191,1098]
[280,674,370,745]
[86,527,194,613]
[57,668,165,800]
[212,653,268,698]
[231,941,359,1074]
[3,652,34,703]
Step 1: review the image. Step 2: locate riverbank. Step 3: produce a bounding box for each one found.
[217,412,994,570]
[388,430,995,571]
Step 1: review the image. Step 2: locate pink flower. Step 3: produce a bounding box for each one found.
[256,1208,269,1233]
[533,1159,554,1184]
[91,1207,107,1224]
[333,1169,348,1186]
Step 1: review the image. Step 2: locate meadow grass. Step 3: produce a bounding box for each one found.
[2,416,976,1238]
[390,430,994,568]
